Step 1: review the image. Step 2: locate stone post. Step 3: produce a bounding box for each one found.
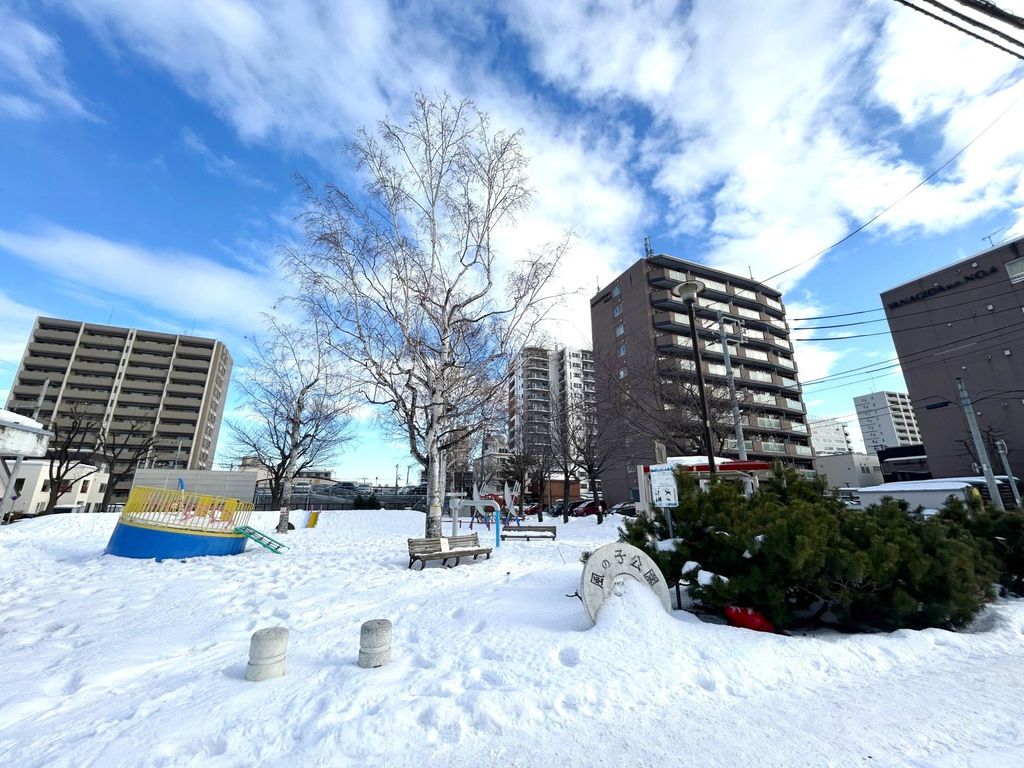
[358,619,392,668]
[245,626,289,681]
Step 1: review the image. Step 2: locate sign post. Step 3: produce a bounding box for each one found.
[648,463,678,538]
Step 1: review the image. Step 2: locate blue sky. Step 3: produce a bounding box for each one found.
[1,0,1023,478]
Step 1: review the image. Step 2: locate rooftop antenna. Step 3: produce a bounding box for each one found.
[644,236,654,258]
[983,226,1010,248]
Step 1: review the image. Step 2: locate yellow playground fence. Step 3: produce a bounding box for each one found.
[121,486,255,533]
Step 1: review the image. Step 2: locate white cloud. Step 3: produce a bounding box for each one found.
[0,6,91,120]
[181,127,271,189]
[0,290,41,373]
[0,226,282,334]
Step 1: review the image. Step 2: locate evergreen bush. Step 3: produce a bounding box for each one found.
[621,467,998,632]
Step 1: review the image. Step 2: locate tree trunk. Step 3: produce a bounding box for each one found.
[593,471,604,525]
[278,392,306,534]
[98,483,116,514]
[44,483,61,515]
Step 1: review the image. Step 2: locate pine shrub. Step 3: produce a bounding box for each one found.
[621,468,998,632]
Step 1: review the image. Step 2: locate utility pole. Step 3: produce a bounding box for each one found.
[716,311,747,460]
[955,377,1005,511]
[31,379,51,422]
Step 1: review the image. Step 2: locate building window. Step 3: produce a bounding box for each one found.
[617,343,626,357]
[613,304,622,317]
[80,480,90,493]
[611,284,621,298]
[615,322,625,337]
[1006,257,1024,284]
[618,367,627,379]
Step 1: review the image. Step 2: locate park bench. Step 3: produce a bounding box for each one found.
[500,525,557,541]
[407,533,493,570]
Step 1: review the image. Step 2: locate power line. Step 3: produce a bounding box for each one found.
[792,307,884,321]
[891,0,1024,59]
[800,319,1024,387]
[954,0,1024,31]
[761,57,1024,286]
[921,0,1024,52]
[794,300,1024,341]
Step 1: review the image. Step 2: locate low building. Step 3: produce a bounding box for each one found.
[808,417,852,455]
[0,459,110,515]
[813,452,883,489]
[876,445,932,483]
[131,469,258,501]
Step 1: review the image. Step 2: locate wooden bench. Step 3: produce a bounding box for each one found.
[407,533,493,570]
[500,525,557,541]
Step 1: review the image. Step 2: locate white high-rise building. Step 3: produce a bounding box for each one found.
[507,346,595,455]
[808,417,852,455]
[854,391,922,454]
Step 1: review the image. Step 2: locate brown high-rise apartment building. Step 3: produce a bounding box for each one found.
[6,317,232,501]
[591,254,812,504]
[882,235,1024,478]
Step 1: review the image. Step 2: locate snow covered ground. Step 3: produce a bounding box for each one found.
[2,510,1023,767]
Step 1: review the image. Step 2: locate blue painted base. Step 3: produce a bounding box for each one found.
[106,519,248,559]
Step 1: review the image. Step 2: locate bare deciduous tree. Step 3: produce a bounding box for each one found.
[42,401,102,515]
[503,449,537,519]
[228,315,355,522]
[96,419,164,513]
[569,390,615,524]
[282,92,565,537]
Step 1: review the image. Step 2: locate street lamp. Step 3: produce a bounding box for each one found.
[671,279,716,477]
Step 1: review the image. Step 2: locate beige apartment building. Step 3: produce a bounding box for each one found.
[5,317,232,502]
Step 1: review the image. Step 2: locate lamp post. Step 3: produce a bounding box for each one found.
[671,279,716,477]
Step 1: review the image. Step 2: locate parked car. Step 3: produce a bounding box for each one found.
[571,499,607,516]
[607,502,637,517]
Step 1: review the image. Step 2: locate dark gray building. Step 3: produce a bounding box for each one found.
[882,235,1024,479]
[591,254,812,504]
[6,316,232,502]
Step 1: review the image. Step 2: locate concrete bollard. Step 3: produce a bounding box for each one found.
[245,626,289,681]
[358,619,392,668]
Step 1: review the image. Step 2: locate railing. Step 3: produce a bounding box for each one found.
[121,486,254,533]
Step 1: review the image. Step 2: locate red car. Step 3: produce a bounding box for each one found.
[570,500,607,516]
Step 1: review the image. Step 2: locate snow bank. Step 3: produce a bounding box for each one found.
[1,511,1023,767]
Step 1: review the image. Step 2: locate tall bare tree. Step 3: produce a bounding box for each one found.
[550,399,579,523]
[96,418,164,513]
[569,390,615,524]
[282,93,565,537]
[42,401,102,515]
[228,315,356,522]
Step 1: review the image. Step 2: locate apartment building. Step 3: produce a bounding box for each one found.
[853,391,922,455]
[507,345,596,456]
[882,235,1024,477]
[5,317,232,502]
[591,254,812,504]
[808,417,853,455]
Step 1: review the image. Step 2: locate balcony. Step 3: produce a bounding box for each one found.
[790,444,814,457]
[653,311,690,333]
[656,333,691,351]
[647,267,687,288]
[28,341,75,356]
[71,360,117,376]
[132,339,175,355]
[122,379,164,393]
[75,346,123,362]
[131,352,171,367]
[168,370,208,385]
[34,328,78,344]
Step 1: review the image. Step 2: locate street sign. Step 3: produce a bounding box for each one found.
[649,463,678,508]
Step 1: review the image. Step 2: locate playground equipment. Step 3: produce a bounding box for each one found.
[106,485,262,559]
